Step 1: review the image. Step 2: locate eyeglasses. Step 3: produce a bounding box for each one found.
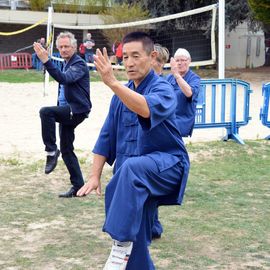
[176,58,189,63]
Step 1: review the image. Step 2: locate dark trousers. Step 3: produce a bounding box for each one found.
[39,105,87,190]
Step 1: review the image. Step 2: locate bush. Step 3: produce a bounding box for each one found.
[29,0,48,11]
[28,0,109,13]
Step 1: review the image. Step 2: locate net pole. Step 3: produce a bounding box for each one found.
[218,0,225,139]
[44,6,53,97]
[218,0,225,79]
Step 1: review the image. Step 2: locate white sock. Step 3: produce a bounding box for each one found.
[47,151,56,156]
[114,240,132,247]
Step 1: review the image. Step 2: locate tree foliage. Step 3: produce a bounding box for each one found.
[248,0,270,30]
[114,0,258,32]
[100,2,149,48]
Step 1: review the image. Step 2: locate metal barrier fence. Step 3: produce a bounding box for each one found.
[194,79,253,144]
[0,53,32,70]
[259,82,270,139]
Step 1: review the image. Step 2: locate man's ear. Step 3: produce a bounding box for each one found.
[151,50,158,59]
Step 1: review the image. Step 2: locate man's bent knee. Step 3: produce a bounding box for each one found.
[39,106,52,118]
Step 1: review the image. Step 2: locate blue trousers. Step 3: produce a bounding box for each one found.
[39,105,87,190]
[103,155,183,270]
[152,210,163,238]
[84,52,95,70]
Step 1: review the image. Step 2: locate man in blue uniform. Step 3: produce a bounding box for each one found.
[33,31,92,198]
[77,32,190,270]
[151,43,169,76]
[167,48,201,136]
[152,48,201,239]
[150,43,170,240]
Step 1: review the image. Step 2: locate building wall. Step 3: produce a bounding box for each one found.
[225,22,265,69]
[0,10,109,54]
[0,9,104,25]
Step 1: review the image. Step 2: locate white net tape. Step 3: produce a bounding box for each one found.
[50,4,217,69]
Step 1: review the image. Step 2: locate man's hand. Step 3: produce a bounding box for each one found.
[33,42,49,63]
[170,57,181,79]
[94,48,118,88]
[76,175,101,197]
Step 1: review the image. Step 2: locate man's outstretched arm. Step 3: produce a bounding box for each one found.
[77,154,107,197]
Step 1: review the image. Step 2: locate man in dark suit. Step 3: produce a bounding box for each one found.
[33,31,92,198]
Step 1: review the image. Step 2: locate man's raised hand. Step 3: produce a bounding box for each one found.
[94,48,117,87]
[33,42,49,63]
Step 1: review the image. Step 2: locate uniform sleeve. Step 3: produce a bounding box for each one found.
[93,97,117,166]
[138,80,176,131]
[188,73,201,102]
[44,59,88,85]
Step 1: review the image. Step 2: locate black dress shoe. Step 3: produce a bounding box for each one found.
[45,149,60,174]
[58,187,77,198]
[152,233,162,240]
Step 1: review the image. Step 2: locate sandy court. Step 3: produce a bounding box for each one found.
[0,77,269,159]
[0,81,113,158]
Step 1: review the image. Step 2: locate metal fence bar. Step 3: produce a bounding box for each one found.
[260,82,270,139]
[221,83,226,122]
[194,79,252,144]
[211,84,216,123]
[0,53,32,70]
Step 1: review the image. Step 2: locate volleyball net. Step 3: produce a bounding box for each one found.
[49,4,218,69]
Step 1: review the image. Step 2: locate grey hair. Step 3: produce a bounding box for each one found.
[56,31,77,50]
[174,48,191,59]
[154,43,169,64]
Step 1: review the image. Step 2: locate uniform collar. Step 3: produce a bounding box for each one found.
[128,69,156,93]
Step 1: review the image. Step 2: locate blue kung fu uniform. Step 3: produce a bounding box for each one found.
[93,70,190,270]
[166,69,201,137]
[152,70,201,239]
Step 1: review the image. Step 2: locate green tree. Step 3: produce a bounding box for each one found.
[248,0,270,66]
[248,0,270,30]
[100,2,149,48]
[29,0,48,11]
[115,0,256,32]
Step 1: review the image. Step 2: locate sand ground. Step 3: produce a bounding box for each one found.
[0,70,269,159]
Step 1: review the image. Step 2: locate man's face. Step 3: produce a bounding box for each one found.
[40,38,45,45]
[57,37,76,61]
[123,41,153,87]
[174,55,190,76]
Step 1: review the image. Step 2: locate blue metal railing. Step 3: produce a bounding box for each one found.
[259,82,270,140]
[32,52,63,71]
[194,79,253,144]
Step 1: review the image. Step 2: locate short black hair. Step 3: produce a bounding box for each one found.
[122,31,154,55]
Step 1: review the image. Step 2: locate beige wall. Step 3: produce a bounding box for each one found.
[225,22,265,69]
[0,9,105,25]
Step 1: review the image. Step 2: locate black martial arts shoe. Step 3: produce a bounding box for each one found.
[45,149,60,174]
[58,187,78,198]
[152,233,162,240]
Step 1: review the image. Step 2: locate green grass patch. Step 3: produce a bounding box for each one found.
[0,68,217,84]
[0,140,269,269]
[0,69,128,83]
[0,69,45,83]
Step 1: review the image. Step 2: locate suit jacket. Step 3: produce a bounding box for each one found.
[44,53,92,114]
